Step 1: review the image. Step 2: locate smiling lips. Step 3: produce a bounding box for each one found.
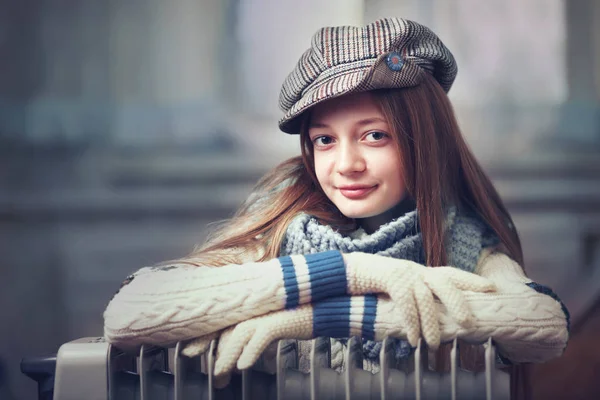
[338,185,377,199]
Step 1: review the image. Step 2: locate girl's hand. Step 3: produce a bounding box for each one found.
[184,306,312,380]
[343,252,497,346]
[181,331,221,358]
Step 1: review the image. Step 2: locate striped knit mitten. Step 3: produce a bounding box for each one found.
[208,295,399,377]
[342,252,496,346]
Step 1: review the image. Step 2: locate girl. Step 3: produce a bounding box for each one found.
[104,18,569,398]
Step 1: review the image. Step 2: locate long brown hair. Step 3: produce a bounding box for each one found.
[370,73,523,267]
[188,73,522,269]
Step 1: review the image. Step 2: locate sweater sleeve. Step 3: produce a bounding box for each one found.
[437,250,570,363]
[104,251,349,348]
[300,251,569,364]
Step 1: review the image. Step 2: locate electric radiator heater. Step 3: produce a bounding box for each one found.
[23,336,510,400]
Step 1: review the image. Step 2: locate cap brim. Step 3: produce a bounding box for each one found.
[279,67,373,134]
[278,55,425,134]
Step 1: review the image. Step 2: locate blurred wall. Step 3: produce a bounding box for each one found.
[1,1,599,399]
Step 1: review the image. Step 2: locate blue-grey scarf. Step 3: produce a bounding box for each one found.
[280,206,498,366]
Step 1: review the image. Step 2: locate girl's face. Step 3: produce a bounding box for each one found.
[307,92,407,220]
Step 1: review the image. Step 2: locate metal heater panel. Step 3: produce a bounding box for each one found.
[51,336,510,400]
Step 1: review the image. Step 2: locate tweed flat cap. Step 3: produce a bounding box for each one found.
[278,18,457,134]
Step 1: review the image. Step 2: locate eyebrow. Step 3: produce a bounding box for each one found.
[309,117,386,129]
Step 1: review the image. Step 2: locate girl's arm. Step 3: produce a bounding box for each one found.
[103,250,495,349]
[103,251,347,348]
[195,251,568,375]
[455,249,570,363]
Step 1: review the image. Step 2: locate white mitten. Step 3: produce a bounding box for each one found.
[181,331,220,358]
[342,252,496,346]
[213,306,313,376]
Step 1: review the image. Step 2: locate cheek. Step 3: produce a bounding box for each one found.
[378,151,405,187]
[313,154,331,185]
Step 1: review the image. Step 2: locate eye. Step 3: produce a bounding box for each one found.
[364,131,389,142]
[312,136,335,147]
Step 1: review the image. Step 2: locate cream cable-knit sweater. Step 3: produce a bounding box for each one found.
[104,249,569,365]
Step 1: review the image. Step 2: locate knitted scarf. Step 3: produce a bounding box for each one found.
[280,206,498,371]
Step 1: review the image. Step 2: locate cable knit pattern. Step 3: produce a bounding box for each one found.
[438,251,569,363]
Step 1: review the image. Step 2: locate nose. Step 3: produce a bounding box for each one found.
[336,142,366,175]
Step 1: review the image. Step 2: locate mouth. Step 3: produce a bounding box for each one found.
[337,185,377,200]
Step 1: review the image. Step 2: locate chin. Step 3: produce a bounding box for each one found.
[338,207,380,219]
[330,195,392,219]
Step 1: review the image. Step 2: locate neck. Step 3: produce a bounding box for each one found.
[357,196,417,234]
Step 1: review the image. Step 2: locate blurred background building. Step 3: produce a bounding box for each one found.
[1,0,599,398]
